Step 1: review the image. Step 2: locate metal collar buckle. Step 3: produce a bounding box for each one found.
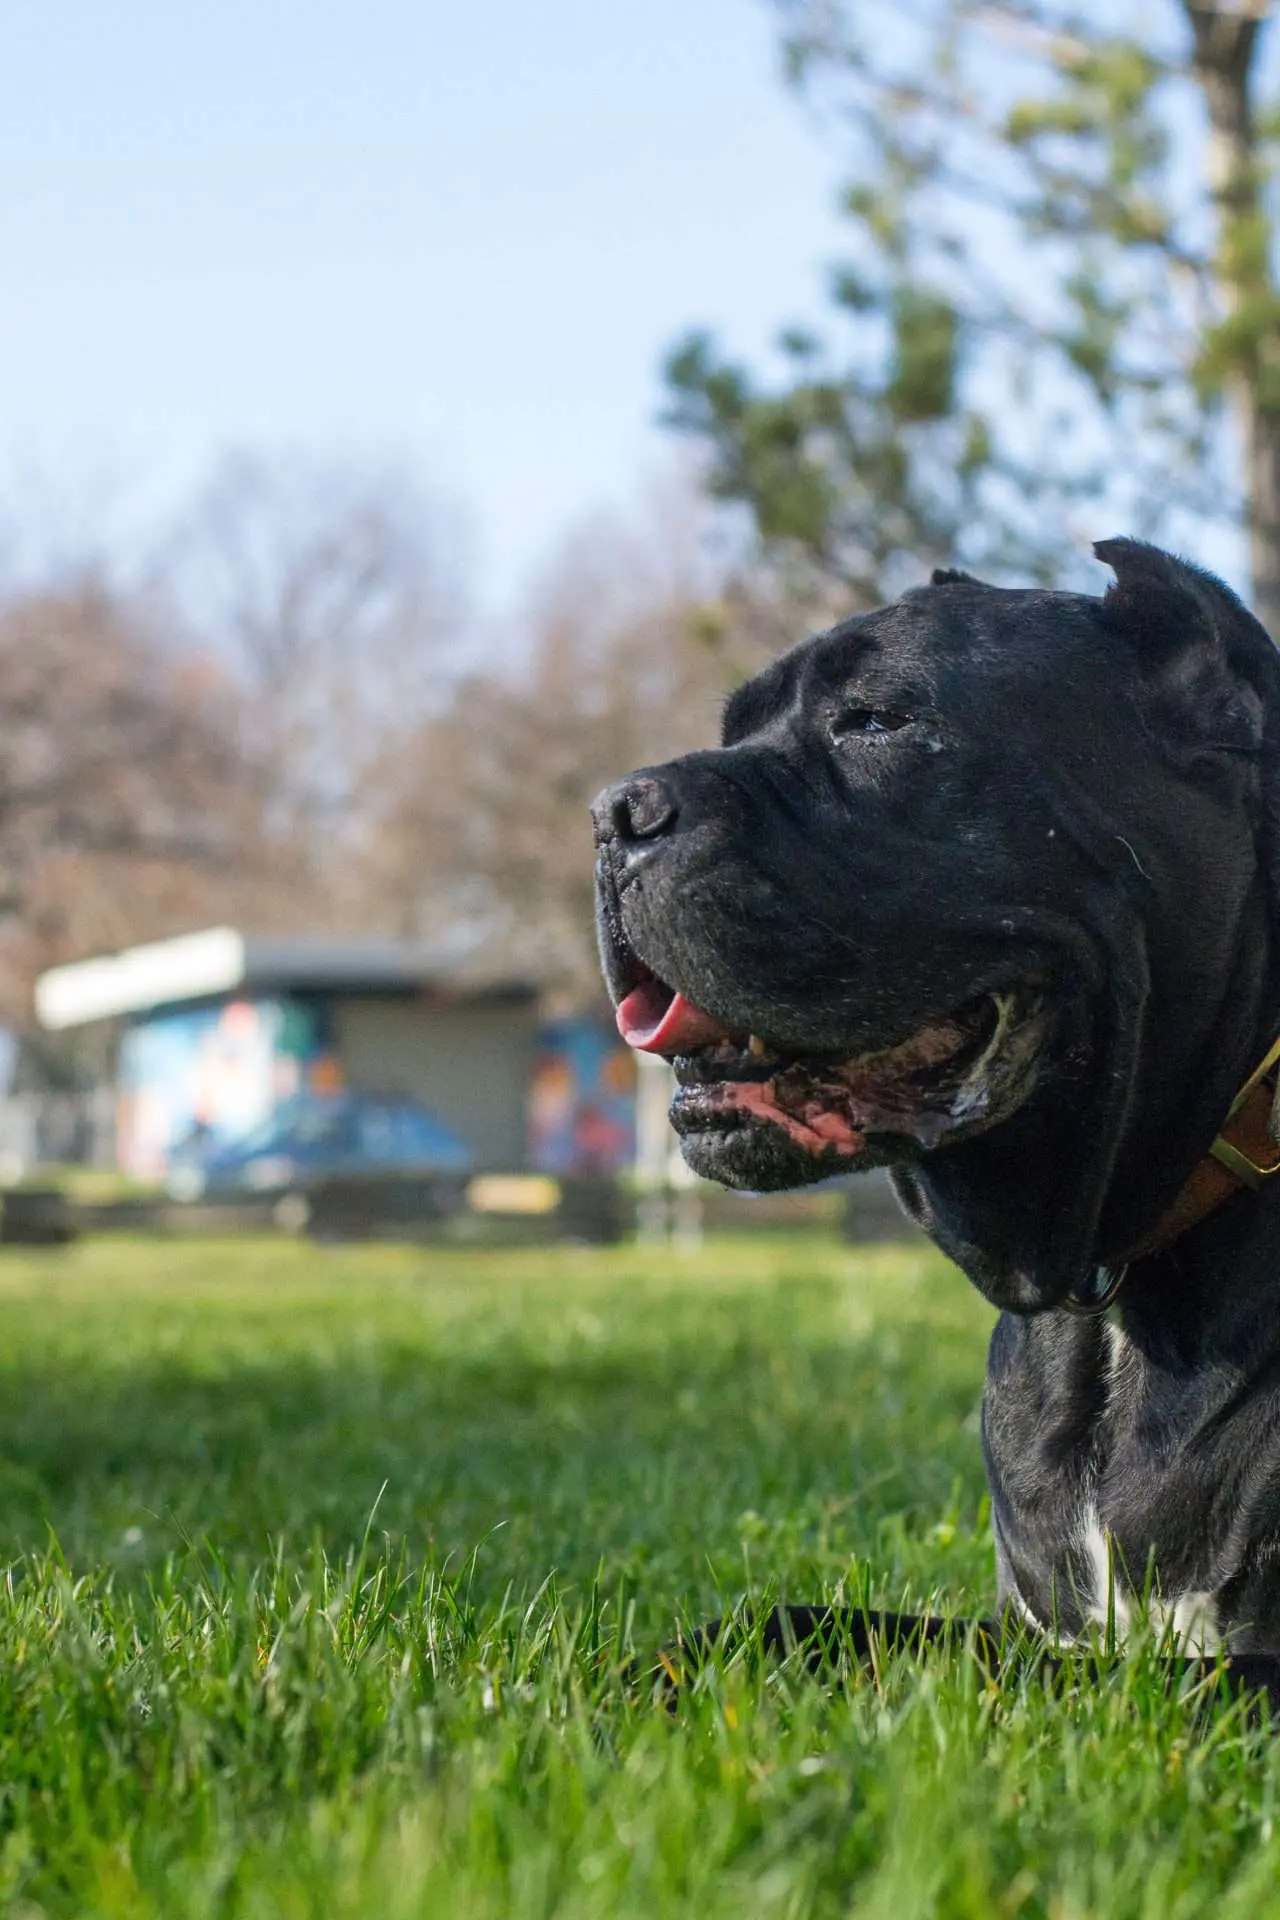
[1209,1132,1280,1188]
[1210,1033,1280,1188]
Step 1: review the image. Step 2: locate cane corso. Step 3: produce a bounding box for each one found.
[593,539,1280,1696]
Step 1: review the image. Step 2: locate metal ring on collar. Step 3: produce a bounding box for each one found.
[1061,1263,1130,1317]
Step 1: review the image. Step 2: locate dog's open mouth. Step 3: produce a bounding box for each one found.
[615,965,1046,1168]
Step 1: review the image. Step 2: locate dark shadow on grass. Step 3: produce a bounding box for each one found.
[0,1321,991,1618]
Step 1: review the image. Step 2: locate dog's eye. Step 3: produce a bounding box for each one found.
[830,705,913,742]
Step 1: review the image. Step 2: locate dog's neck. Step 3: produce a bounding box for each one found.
[1103,871,1280,1264]
[894,864,1280,1315]
[1107,946,1280,1354]
[1121,1034,1280,1259]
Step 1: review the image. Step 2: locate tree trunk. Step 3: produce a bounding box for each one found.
[1184,2,1280,636]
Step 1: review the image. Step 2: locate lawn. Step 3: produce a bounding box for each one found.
[0,1233,1276,1917]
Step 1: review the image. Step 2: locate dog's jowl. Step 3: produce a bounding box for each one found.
[593,538,1280,1668]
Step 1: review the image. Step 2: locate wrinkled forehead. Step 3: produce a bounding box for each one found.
[722,586,1111,742]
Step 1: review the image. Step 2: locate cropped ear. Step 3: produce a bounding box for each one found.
[1093,537,1276,756]
[930,567,984,587]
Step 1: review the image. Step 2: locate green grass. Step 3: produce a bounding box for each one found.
[0,1234,1275,1917]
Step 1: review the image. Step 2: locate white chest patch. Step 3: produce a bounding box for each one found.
[1073,1502,1220,1654]
[1103,1318,1132,1387]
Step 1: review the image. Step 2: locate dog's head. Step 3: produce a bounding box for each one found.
[594,540,1280,1312]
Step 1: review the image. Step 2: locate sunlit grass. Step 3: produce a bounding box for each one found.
[0,1234,1272,1917]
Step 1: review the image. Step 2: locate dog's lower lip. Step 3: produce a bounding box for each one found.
[674,1077,868,1156]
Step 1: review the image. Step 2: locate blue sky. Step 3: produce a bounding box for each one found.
[5,2,849,613]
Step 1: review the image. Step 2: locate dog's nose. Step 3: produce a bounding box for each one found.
[591,775,679,849]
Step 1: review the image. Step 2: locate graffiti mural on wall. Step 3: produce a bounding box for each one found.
[116,998,343,1178]
[528,1020,636,1174]
[116,1002,638,1181]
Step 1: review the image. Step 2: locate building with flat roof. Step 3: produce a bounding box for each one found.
[34,926,556,1178]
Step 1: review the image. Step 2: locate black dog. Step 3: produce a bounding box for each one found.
[593,539,1280,1694]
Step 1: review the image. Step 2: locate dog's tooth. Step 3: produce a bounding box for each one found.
[747,1034,768,1060]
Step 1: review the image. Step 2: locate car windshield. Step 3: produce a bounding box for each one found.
[393,1107,469,1163]
[225,1095,349,1157]
[215,1094,468,1167]
[359,1104,469,1166]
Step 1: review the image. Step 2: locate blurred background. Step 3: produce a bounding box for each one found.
[3,0,1277,1230]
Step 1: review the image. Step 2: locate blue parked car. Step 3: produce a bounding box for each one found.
[166,1090,471,1202]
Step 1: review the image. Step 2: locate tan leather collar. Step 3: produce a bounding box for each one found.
[1126,1031,1280,1263]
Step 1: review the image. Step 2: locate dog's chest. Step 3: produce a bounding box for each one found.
[982,1313,1267,1647]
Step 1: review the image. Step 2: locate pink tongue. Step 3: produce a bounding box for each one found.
[616,982,735,1055]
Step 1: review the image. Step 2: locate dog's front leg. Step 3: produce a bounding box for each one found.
[645,1606,1280,1719]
